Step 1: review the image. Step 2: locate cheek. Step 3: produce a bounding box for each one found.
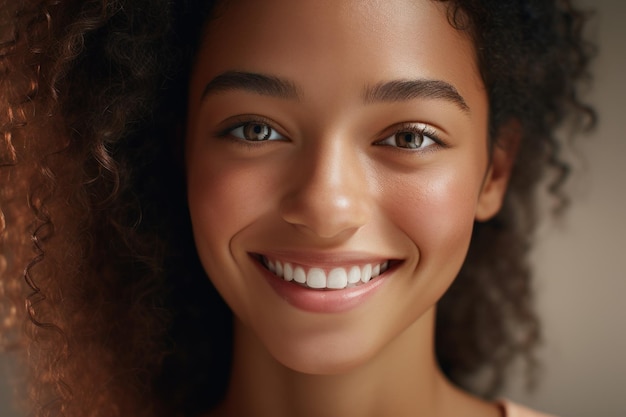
[186,155,281,322]
[186,155,263,276]
[383,167,480,275]
[189,165,257,231]
[187,153,275,251]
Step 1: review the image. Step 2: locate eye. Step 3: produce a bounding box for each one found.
[230,122,285,141]
[377,126,438,150]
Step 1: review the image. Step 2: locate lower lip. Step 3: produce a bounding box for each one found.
[254,258,390,314]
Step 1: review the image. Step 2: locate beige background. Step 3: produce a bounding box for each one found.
[502,0,626,415]
[1,0,624,415]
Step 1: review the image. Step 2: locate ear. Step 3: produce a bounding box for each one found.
[475,120,521,222]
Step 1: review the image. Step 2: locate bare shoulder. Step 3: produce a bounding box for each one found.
[499,400,558,417]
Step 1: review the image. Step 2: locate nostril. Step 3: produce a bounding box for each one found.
[278,149,371,238]
[281,213,367,240]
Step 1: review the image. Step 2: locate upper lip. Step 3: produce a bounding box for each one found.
[250,250,398,269]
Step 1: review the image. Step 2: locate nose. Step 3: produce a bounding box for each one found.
[280,137,371,240]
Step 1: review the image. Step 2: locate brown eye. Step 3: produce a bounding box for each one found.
[376,125,438,151]
[243,123,271,141]
[230,122,284,141]
[394,131,423,149]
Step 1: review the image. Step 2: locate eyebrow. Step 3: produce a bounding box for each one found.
[201,71,301,101]
[363,79,470,113]
[201,71,470,113]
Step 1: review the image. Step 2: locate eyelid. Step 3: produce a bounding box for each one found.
[376,122,446,149]
[216,114,289,140]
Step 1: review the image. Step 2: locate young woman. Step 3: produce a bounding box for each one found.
[0,1,594,416]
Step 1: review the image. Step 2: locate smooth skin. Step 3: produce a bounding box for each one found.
[185,0,517,416]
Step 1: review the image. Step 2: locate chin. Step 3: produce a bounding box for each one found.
[274,347,374,377]
[254,323,388,377]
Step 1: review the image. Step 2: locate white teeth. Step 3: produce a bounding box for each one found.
[262,257,391,290]
[307,268,326,289]
[347,266,361,284]
[293,266,306,284]
[361,264,372,283]
[372,264,380,278]
[327,268,348,289]
[283,263,294,281]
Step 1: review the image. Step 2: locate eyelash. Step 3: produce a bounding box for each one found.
[216,117,444,150]
[216,116,284,144]
[376,123,444,151]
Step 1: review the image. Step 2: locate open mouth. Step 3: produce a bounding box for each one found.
[256,254,394,290]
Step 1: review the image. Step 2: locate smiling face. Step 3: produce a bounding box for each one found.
[185,0,511,375]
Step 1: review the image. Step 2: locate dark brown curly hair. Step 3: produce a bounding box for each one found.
[0,0,595,416]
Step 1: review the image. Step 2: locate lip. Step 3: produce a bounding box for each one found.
[250,252,396,313]
[254,250,390,269]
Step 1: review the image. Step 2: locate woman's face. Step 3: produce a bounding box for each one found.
[186,0,509,374]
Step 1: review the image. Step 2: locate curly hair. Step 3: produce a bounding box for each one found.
[0,1,594,416]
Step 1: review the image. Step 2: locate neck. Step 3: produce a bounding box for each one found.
[211,307,496,417]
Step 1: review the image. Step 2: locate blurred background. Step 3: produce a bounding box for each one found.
[502,0,626,415]
[1,0,624,416]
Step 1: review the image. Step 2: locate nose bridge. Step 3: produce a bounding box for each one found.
[280,133,371,239]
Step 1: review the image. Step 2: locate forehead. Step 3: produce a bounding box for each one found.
[193,0,484,114]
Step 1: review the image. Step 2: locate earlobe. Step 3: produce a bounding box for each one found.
[475,120,522,222]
